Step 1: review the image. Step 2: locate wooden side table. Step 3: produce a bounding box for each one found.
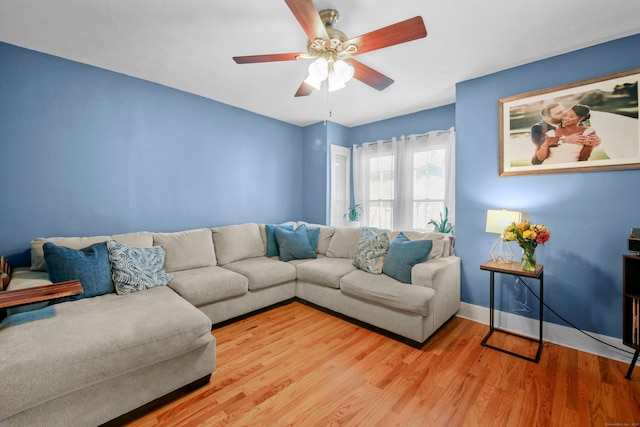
[480,260,544,363]
[0,280,83,309]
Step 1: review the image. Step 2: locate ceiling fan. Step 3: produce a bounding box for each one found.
[233,0,427,97]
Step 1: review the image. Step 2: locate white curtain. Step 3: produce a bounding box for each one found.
[353,127,455,230]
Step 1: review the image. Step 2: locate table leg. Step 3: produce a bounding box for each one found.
[626,349,639,380]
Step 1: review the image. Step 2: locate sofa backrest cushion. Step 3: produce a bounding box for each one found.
[30,232,154,272]
[111,232,154,248]
[31,235,111,271]
[326,227,362,259]
[212,223,265,265]
[388,231,447,259]
[317,227,335,255]
[152,228,217,272]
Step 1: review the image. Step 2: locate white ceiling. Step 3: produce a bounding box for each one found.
[1,0,639,127]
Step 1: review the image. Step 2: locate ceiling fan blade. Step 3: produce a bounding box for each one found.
[285,0,329,42]
[233,53,303,64]
[345,59,394,91]
[345,16,427,55]
[295,79,314,97]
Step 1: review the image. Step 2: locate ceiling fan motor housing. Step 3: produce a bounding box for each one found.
[307,9,355,59]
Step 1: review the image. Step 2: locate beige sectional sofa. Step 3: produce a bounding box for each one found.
[0,222,460,426]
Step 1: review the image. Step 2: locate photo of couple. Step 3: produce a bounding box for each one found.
[500,69,640,176]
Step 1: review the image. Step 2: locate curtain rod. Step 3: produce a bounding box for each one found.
[356,127,454,148]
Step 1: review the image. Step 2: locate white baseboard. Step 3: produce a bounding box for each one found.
[457,302,635,363]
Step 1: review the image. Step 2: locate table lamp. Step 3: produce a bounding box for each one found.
[486,209,522,262]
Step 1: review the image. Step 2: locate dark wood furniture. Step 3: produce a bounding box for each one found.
[0,280,83,309]
[623,254,640,380]
[480,260,544,363]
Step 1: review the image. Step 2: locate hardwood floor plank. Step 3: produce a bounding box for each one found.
[125,302,640,427]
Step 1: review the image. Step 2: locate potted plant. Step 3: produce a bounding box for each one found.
[343,204,363,227]
[428,207,454,234]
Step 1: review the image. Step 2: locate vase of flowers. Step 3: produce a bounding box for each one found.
[503,220,550,272]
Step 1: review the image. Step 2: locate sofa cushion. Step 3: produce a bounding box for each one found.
[223,257,296,291]
[111,231,154,248]
[106,240,172,295]
[43,241,114,300]
[317,227,335,255]
[212,223,265,265]
[31,233,154,272]
[0,286,213,422]
[296,257,358,289]
[353,227,389,274]
[152,228,217,272]
[326,227,362,259]
[389,231,446,259]
[31,235,111,271]
[382,232,433,284]
[168,266,248,307]
[275,224,317,262]
[340,270,436,316]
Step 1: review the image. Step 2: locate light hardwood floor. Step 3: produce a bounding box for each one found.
[127,301,640,426]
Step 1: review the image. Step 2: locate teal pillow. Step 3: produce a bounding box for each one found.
[43,241,114,300]
[275,224,317,262]
[306,226,321,253]
[265,224,294,257]
[382,232,433,283]
[106,240,172,295]
[353,227,389,274]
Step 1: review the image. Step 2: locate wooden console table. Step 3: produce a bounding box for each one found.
[0,280,83,309]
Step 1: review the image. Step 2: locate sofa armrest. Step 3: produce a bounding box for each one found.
[411,256,461,290]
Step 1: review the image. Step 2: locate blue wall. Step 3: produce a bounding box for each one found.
[455,34,640,338]
[349,104,456,143]
[0,42,303,265]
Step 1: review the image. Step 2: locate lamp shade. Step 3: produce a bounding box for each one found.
[328,60,354,92]
[304,57,329,90]
[485,209,522,234]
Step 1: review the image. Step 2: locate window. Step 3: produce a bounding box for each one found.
[412,148,446,230]
[353,129,455,231]
[368,155,394,229]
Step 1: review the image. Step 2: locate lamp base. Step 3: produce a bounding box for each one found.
[489,236,515,263]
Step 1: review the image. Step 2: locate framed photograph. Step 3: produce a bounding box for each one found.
[499,68,640,176]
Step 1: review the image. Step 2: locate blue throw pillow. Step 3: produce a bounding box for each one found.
[306,226,321,253]
[265,224,294,257]
[275,224,317,262]
[43,241,114,300]
[106,240,172,295]
[382,232,433,284]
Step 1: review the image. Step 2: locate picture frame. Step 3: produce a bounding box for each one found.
[499,68,640,176]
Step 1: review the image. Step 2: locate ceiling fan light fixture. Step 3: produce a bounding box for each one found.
[305,57,354,92]
[329,59,354,92]
[304,57,329,90]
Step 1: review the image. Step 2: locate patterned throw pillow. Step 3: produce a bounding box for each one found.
[106,240,172,295]
[352,227,390,274]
